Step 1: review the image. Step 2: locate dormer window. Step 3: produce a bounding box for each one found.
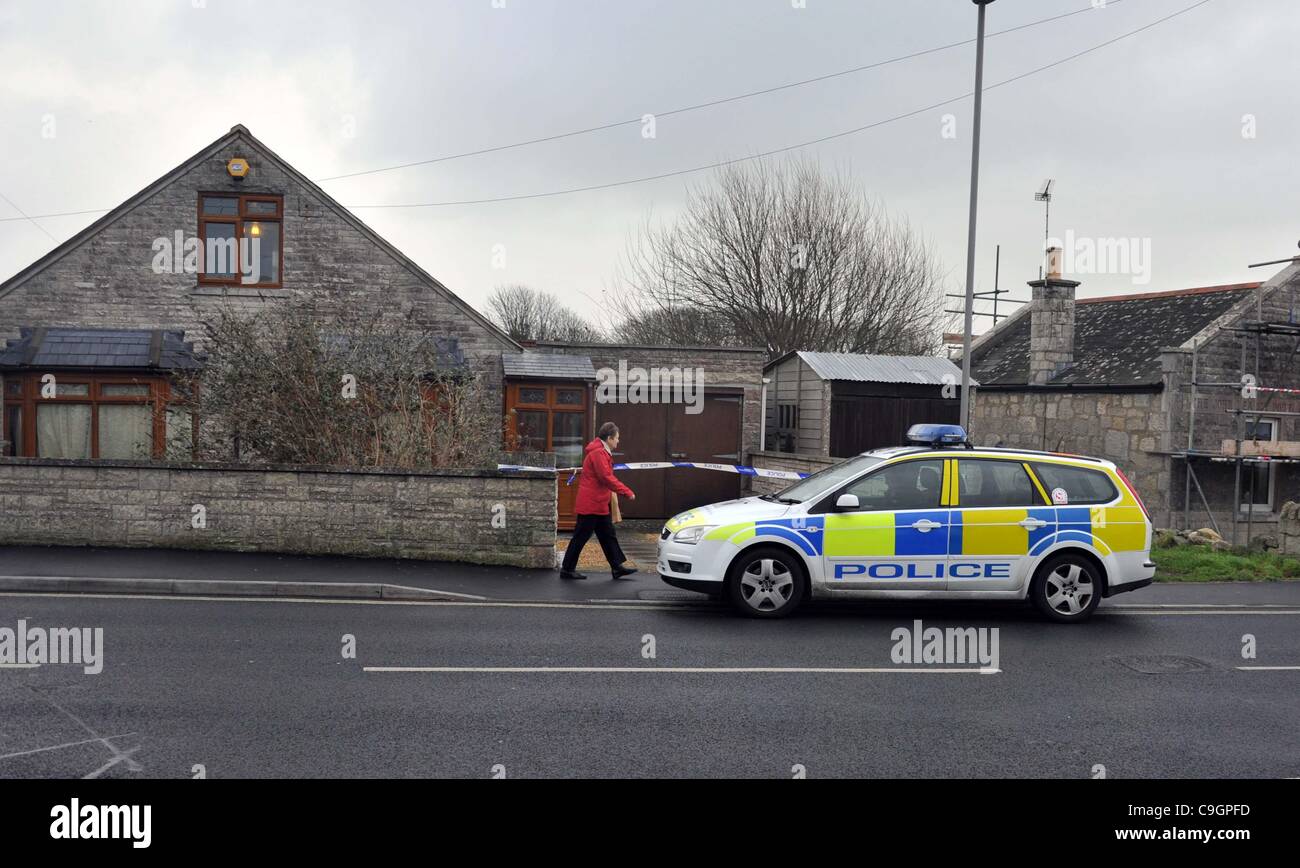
[198,194,282,287]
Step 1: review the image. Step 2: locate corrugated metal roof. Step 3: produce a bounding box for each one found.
[502,352,597,381]
[794,351,973,386]
[0,327,204,370]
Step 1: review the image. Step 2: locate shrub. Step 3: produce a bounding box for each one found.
[169,304,502,469]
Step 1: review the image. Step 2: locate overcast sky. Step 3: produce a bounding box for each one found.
[1,0,1297,335]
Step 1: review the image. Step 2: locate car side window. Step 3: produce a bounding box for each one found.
[841,459,944,511]
[958,459,1042,508]
[1030,462,1118,505]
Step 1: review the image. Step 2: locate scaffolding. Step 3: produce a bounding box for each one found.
[1173,278,1300,544]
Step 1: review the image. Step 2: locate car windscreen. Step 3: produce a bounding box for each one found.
[768,454,885,504]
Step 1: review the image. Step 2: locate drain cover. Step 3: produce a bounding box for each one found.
[1110,655,1213,674]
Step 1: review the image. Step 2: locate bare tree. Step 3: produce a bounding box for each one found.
[615,305,740,347]
[612,160,945,357]
[487,284,606,343]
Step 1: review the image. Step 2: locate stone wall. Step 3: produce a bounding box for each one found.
[0,457,556,568]
[746,450,840,495]
[969,388,1171,524]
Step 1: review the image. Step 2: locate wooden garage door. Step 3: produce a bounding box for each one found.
[596,393,743,519]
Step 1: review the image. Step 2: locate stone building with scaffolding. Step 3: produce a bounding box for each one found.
[964,262,1300,544]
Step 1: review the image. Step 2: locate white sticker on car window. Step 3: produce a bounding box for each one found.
[1051,487,1069,505]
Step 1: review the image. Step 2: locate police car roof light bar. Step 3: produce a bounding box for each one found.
[906,424,971,448]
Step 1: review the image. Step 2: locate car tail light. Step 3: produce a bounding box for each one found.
[1115,468,1150,520]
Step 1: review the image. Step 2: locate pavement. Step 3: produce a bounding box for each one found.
[0,590,1296,777]
[3,543,1300,607]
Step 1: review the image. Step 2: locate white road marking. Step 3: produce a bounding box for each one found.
[365,665,1000,674]
[1236,665,1300,671]
[0,591,1296,616]
[1107,602,1300,608]
[0,663,40,669]
[25,685,143,775]
[84,746,142,780]
[0,732,137,762]
[0,591,688,612]
[1104,610,1300,616]
[0,575,486,602]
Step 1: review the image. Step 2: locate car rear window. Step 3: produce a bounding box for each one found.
[958,459,1042,508]
[1030,462,1118,506]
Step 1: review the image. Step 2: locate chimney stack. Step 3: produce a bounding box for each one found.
[1028,247,1078,384]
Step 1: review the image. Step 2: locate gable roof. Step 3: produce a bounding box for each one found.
[0,327,204,371]
[969,282,1263,388]
[766,351,971,386]
[0,124,521,351]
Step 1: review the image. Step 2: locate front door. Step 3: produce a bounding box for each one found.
[821,458,950,590]
[595,391,743,519]
[505,381,590,530]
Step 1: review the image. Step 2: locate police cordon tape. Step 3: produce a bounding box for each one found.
[497,461,811,484]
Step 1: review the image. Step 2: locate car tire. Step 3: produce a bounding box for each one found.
[726,546,807,618]
[1030,552,1103,623]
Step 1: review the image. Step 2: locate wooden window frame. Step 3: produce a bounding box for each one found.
[503,382,590,452]
[2,372,193,460]
[197,193,284,288]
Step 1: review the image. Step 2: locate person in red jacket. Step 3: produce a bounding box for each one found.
[560,422,638,580]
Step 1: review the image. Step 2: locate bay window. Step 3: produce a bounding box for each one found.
[3,374,183,460]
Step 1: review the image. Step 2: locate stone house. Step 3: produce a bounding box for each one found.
[966,260,1300,542]
[0,124,764,529]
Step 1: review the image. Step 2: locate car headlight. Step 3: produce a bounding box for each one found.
[672,525,716,545]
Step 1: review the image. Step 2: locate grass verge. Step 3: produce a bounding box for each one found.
[1153,545,1300,582]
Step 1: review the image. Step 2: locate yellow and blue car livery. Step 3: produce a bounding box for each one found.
[658,427,1154,618]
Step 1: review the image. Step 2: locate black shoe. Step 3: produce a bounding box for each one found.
[559,569,587,580]
[612,564,638,580]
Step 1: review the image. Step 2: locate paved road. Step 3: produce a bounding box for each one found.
[1,591,1296,778]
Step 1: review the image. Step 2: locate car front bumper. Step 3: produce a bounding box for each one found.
[656,536,725,587]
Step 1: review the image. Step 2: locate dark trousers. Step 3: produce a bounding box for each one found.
[561,513,626,572]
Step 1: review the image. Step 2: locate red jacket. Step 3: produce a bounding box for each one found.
[574,438,634,515]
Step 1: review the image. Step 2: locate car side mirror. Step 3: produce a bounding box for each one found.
[835,493,860,511]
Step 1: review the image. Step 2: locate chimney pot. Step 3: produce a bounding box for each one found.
[1046,246,1063,279]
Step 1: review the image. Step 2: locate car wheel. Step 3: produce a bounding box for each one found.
[727,546,807,618]
[1030,553,1102,623]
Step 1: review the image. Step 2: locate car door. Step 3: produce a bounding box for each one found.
[948,458,1055,591]
[821,458,950,590]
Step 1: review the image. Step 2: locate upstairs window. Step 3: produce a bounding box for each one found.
[198,194,282,287]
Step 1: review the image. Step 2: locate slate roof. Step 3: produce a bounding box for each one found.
[969,283,1261,387]
[768,351,972,386]
[502,352,597,381]
[0,327,204,371]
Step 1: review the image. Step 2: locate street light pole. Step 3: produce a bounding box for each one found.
[959,0,994,433]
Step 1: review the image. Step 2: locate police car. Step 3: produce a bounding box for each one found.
[657,424,1155,621]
